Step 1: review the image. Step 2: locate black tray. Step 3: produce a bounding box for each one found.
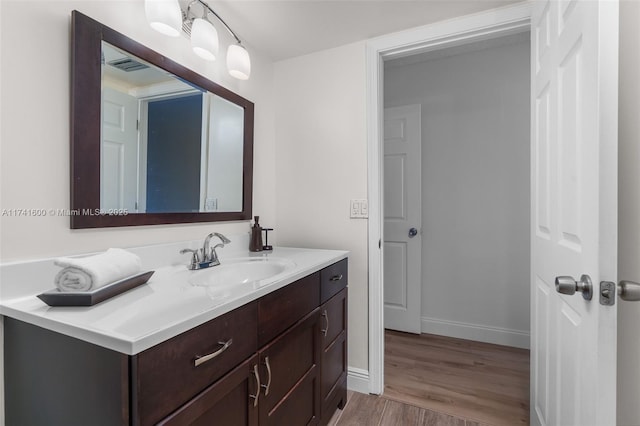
[37,271,154,307]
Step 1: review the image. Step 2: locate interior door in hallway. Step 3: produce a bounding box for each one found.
[383,104,422,334]
[531,1,618,425]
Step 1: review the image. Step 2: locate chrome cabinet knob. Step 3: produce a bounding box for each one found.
[555,274,593,301]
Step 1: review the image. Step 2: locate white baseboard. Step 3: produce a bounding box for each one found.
[347,366,370,394]
[421,316,530,349]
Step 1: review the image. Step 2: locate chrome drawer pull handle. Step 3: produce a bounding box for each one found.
[194,338,233,367]
[321,310,329,337]
[249,364,260,407]
[329,274,343,282]
[261,356,272,396]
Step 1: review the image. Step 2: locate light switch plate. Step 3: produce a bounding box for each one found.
[205,198,218,211]
[350,199,368,219]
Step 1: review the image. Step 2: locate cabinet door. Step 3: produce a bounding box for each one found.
[259,309,322,426]
[158,354,260,426]
[320,288,348,424]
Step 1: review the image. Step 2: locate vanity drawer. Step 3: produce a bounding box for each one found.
[320,259,348,304]
[258,272,320,347]
[134,301,258,425]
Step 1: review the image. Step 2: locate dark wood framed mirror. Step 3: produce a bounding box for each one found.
[71,10,254,229]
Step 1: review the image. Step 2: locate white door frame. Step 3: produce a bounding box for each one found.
[365,2,533,394]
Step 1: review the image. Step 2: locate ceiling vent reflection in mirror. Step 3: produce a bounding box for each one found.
[144,0,251,80]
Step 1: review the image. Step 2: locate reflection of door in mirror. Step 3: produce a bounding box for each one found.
[101,88,138,211]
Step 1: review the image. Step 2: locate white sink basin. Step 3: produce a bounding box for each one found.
[188,257,296,288]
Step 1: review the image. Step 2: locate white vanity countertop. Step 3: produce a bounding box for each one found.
[0,245,348,355]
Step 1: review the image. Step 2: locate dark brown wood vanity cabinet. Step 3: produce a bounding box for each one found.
[4,259,347,426]
[319,260,348,425]
[154,260,348,426]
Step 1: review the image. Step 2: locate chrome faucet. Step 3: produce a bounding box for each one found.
[180,232,231,270]
[203,232,231,265]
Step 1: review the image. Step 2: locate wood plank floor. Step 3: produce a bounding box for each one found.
[332,332,530,426]
[331,391,477,426]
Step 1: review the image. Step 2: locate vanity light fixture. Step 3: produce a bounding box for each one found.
[144,0,251,80]
[227,44,251,80]
[144,0,182,37]
[191,17,219,61]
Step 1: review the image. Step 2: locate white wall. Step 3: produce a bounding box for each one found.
[0,1,277,263]
[274,42,369,372]
[384,37,531,348]
[617,1,640,424]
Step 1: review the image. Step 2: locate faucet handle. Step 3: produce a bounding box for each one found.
[180,248,201,265]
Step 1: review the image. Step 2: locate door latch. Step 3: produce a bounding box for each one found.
[600,280,640,305]
[599,281,616,306]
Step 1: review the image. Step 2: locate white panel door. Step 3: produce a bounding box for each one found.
[531,1,618,425]
[102,87,138,211]
[384,105,422,334]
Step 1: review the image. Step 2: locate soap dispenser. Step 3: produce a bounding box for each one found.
[249,216,263,252]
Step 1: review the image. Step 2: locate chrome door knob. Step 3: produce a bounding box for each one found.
[408,228,418,238]
[618,280,640,301]
[555,274,593,301]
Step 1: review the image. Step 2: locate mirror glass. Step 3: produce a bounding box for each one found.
[70,11,254,229]
[101,42,244,214]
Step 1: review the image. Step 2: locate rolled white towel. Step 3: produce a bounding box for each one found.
[54,248,142,292]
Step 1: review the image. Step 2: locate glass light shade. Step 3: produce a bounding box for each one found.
[145,0,182,37]
[191,18,219,61]
[227,44,251,80]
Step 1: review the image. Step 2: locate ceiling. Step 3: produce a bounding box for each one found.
[191,1,523,62]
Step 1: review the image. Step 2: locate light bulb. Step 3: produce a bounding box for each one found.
[227,44,251,80]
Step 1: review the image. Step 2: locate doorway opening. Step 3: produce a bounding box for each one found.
[365,0,532,408]
[380,31,531,425]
